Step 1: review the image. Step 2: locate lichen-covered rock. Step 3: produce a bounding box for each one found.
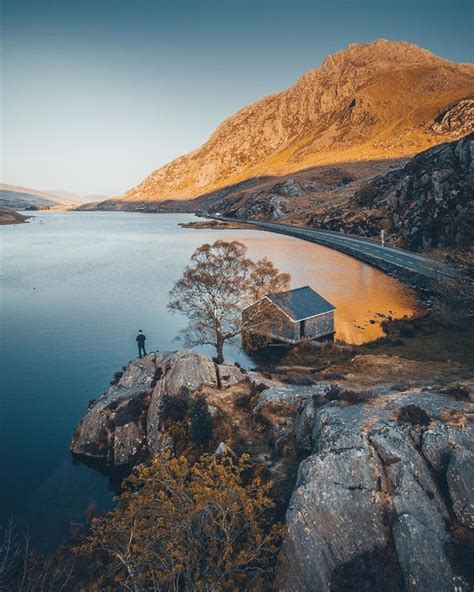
[70,354,158,464]
[254,384,329,442]
[283,407,388,591]
[217,362,246,388]
[447,447,474,528]
[158,349,218,397]
[117,355,158,389]
[246,371,280,392]
[293,398,317,451]
[280,388,474,591]
[393,514,454,592]
[421,423,474,475]
[254,384,327,415]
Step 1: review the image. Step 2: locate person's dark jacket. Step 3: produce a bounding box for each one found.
[136,333,146,345]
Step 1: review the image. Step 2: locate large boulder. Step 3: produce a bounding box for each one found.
[393,514,454,592]
[280,388,474,591]
[253,384,329,445]
[421,423,474,475]
[217,362,246,388]
[447,446,474,528]
[71,354,158,464]
[158,349,218,397]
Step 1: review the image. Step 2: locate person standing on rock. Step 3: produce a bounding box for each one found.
[136,330,147,358]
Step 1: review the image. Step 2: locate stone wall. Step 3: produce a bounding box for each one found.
[304,312,334,339]
[244,301,334,343]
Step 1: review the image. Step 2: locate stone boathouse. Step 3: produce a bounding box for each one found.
[242,285,336,345]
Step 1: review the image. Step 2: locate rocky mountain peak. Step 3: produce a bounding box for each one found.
[320,39,441,73]
[103,40,474,206]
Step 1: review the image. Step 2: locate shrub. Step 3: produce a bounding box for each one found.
[397,404,431,426]
[234,393,253,411]
[250,380,268,396]
[78,453,284,591]
[399,325,418,338]
[253,410,273,430]
[111,394,149,427]
[312,394,327,410]
[282,373,316,386]
[325,385,344,401]
[110,371,123,386]
[161,389,190,423]
[340,390,374,405]
[189,394,213,448]
[443,385,471,401]
[324,385,374,405]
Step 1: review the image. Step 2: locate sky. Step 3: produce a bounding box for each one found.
[1,0,473,196]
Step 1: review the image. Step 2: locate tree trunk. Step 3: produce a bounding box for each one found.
[216,340,224,365]
[216,342,224,364]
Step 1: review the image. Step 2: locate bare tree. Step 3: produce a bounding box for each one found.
[0,520,74,592]
[168,240,290,363]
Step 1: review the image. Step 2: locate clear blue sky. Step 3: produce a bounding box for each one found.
[1,0,473,195]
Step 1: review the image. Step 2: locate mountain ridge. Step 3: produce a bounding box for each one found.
[113,39,473,205]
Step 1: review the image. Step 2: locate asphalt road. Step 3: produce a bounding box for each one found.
[211,216,450,281]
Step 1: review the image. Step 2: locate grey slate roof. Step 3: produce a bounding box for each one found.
[267,286,335,321]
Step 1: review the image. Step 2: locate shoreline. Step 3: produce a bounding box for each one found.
[0,207,31,225]
[178,219,256,230]
[202,215,457,306]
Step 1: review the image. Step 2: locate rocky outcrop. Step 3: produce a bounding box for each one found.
[217,362,247,388]
[90,40,473,209]
[281,387,474,592]
[70,355,158,465]
[374,132,474,251]
[432,99,474,135]
[447,447,474,528]
[308,132,474,251]
[72,349,473,590]
[71,350,245,465]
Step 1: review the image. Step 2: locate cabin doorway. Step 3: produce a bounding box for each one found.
[300,320,306,338]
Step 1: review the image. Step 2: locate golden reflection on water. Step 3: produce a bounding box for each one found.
[239,234,421,345]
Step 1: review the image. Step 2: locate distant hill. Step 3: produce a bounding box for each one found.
[44,189,109,204]
[0,184,65,209]
[105,39,473,208]
[0,184,109,208]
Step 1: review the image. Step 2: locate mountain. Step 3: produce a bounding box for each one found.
[0,184,109,209]
[111,39,473,207]
[44,189,109,204]
[0,184,65,208]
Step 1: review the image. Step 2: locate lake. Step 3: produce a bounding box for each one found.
[0,211,419,548]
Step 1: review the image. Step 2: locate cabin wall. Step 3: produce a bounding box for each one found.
[243,301,296,341]
[303,312,335,340]
[243,302,335,343]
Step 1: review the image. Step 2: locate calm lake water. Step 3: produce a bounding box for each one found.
[0,211,419,548]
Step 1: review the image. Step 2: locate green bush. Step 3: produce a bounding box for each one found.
[189,394,213,448]
[397,404,431,426]
[161,388,190,423]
